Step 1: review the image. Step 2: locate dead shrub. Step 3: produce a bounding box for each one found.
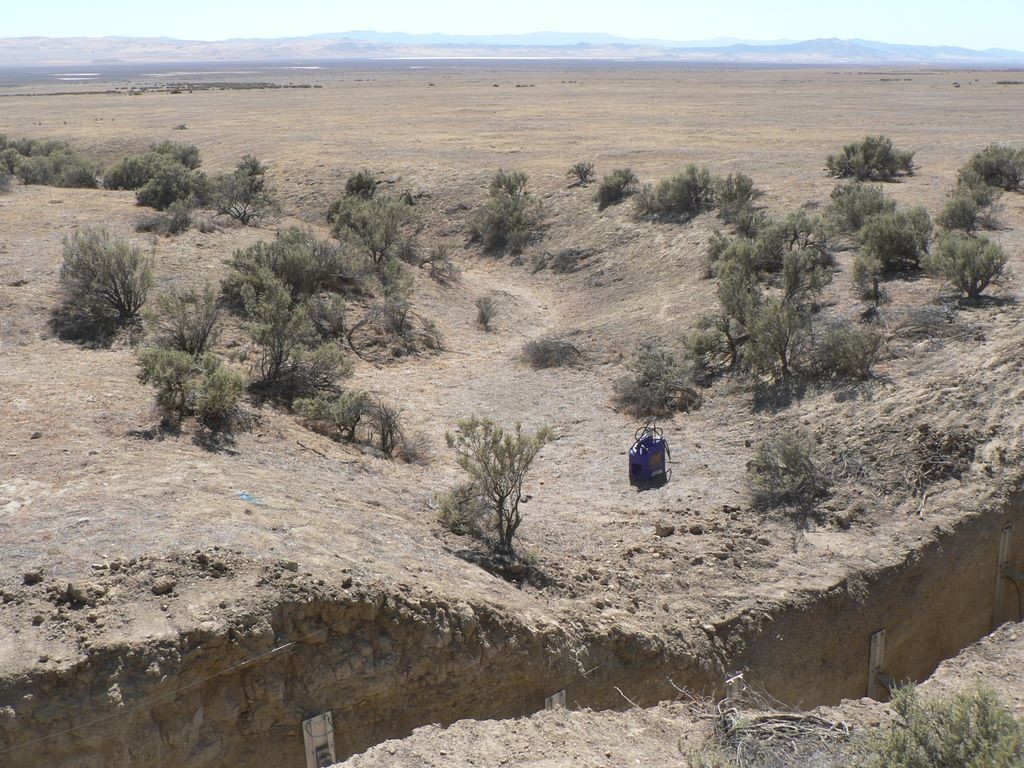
[521,337,581,368]
[747,428,829,510]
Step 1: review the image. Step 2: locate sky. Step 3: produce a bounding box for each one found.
[5,0,1023,50]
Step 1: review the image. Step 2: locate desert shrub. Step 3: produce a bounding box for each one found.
[194,359,246,433]
[924,234,1009,300]
[223,228,352,310]
[475,295,498,331]
[330,195,416,267]
[59,228,153,322]
[469,171,544,255]
[0,169,11,193]
[747,428,829,509]
[136,161,210,211]
[852,685,1024,768]
[781,248,832,304]
[105,155,161,191]
[595,168,639,209]
[420,245,461,285]
[635,164,715,221]
[136,199,194,236]
[567,161,595,186]
[961,143,1024,191]
[858,208,933,274]
[715,172,763,224]
[744,298,811,381]
[295,389,373,442]
[149,140,201,170]
[214,155,278,225]
[3,138,98,188]
[613,344,702,416]
[308,293,347,339]
[137,348,199,426]
[521,336,581,368]
[445,418,553,555]
[826,135,915,181]
[246,279,351,400]
[345,169,378,199]
[812,321,882,379]
[149,285,222,356]
[437,482,491,537]
[761,210,833,269]
[368,401,404,457]
[936,194,982,233]
[852,252,885,301]
[827,183,896,233]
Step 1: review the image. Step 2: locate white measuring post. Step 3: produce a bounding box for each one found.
[302,711,337,768]
[993,523,1014,630]
[725,672,745,700]
[867,629,893,701]
[545,689,567,710]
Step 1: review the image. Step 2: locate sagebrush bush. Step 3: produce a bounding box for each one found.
[223,227,354,310]
[246,279,352,400]
[149,285,222,356]
[149,140,201,170]
[106,142,201,191]
[136,160,210,211]
[295,389,373,442]
[595,168,638,210]
[0,169,11,193]
[59,228,153,321]
[812,321,882,379]
[715,172,763,224]
[827,183,896,233]
[344,169,377,199]
[781,248,832,304]
[138,348,198,426]
[445,418,553,555]
[858,208,932,274]
[635,165,715,220]
[826,135,915,181]
[613,344,701,416]
[421,245,461,285]
[469,171,544,254]
[744,298,811,381]
[961,143,1024,191]
[330,195,416,267]
[747,428,829,509]
[368,400,404,457]
[195,358,246,433]
[567,161,595,186]
[1,137,98,188]
[852,685,1024,768]
[924,234,1009,300]
[475,295,497,331]
[522,337,581,368]
[214,155,278,225]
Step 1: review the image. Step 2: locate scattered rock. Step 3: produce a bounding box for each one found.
[688,524,704,535]
[756,536,771,546]
[151,577,177,596]
[654,523,675,538]
[29,431,42,440]
[279,559,299,572]
[22,569,44,586]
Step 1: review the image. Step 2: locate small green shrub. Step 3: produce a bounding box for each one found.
[858,208,933,273]
[852,252,885,301]
[469,171,544,254]
[195,359,246,433]
[214,155,278,225]
[445,418,553,555]
[223,228,352,310]
[852,685,1024,768]
[961,143,1024,191]
[136,160,210,211]
[826,135,915,181]
[0,169,11,193]
[747,428,829,509]
[924,234,1009,300]
[812,321,882,379]
[330,195,416,267]
[567,161,595,186]
[522,337,581,368]
[149,140,201,170]
[476,295,497,331]
[345,169,378,199]
[635,165,715,221]
[421,245,461,285]
[368,400,404,457]
[308,293,347,339]
[295,389,373,442]
[138,348,199,426]
[59,228,153,322]
[437,482,490,537]
[781,249,832,304]
[744,298,811,381]
[715,172,763,224]
[2,137,98,188]
[827,183,896,233]
[613,345,701,416]
[149,285,222,356]
[595,168,638,209]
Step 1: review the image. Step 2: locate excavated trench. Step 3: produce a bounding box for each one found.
[1,491,1021,768]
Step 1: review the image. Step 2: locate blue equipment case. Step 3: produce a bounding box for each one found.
[629,421,670,486]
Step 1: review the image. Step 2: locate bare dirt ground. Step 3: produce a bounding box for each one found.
[1,64,1023,764]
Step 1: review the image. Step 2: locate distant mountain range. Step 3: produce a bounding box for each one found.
[1,32,1023,67]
